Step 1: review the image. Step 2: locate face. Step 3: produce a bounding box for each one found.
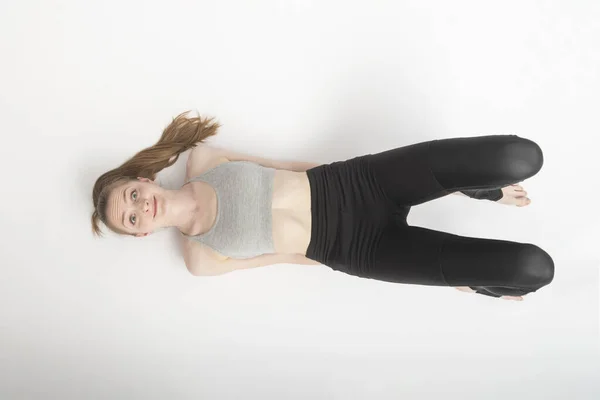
[106,177,164,237]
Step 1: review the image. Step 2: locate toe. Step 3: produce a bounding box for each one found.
[517,197,531,207]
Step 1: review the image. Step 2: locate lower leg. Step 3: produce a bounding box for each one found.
[454,183,533,207]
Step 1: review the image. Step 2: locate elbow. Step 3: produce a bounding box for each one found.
[185,262,213,277]
[184,258,230,277]
[184,255,209,276]
[187,265,209,277]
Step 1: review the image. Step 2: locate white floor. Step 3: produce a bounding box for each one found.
[1,1,598,399]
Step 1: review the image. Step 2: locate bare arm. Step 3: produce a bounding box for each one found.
[276,160,322,172]
[189,253,323,276]
[192,143,322,172]
[182,237,322,276]
[224,253,323,273]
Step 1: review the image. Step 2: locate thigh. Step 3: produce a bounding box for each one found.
[365,134,543,207]
[367,223,551,291]
[365,224,449,286]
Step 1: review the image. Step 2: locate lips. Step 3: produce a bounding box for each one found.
[153,196,157,218]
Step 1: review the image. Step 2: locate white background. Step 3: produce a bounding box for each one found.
[1,0,598,399]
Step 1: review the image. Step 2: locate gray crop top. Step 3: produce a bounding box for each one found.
[183,160,276,259]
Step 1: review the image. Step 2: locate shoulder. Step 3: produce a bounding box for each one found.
[180,235,229,276]
[185,143,230,181]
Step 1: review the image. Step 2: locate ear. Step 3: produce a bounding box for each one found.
[137,177,155,184]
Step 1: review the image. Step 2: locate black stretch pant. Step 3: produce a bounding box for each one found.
[305,135,555,298]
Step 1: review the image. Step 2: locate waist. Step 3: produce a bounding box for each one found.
[305,155,396,267]
[272,169,312,254]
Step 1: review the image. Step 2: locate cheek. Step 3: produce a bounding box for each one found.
[141,213,153,229]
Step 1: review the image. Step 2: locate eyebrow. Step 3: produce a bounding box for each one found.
[121,187,128,229]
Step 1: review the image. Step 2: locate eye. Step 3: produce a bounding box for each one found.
[130,214,136,225]
[131,190,138,201]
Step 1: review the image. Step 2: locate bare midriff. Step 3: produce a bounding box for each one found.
[271,170,312,256]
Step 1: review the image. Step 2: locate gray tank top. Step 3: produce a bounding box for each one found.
[183,161,276,259]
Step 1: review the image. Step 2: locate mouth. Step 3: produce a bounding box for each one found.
[153,196,157,219]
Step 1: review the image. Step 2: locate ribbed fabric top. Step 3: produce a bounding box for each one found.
[182,161,276,259]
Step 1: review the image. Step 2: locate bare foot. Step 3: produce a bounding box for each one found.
[496,183,531,207]
[454,287,524,301]
[500,295,524,301]
[455,286,477,293]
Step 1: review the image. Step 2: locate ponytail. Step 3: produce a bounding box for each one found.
[91,110,221,236]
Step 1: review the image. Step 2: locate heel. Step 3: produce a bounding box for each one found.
[460,188,504,201]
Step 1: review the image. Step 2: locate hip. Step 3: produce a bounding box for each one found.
[305,154,399,272]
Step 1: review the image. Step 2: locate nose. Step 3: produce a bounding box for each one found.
[139,198,150,214]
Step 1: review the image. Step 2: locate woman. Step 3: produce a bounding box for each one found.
[91,111,554,301]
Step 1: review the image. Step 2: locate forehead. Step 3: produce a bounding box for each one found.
[108,180,134,205]
[106,180,136,228]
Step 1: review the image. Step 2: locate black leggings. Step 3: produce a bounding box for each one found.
[305,134,555,298]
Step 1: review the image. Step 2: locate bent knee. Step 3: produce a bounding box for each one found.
[515,244,555,289]
[501,136,544,182]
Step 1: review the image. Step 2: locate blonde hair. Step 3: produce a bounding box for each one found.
[91,111,221,236]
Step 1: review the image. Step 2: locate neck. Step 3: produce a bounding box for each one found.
[163,185,199,232]
[165,183,216,235]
